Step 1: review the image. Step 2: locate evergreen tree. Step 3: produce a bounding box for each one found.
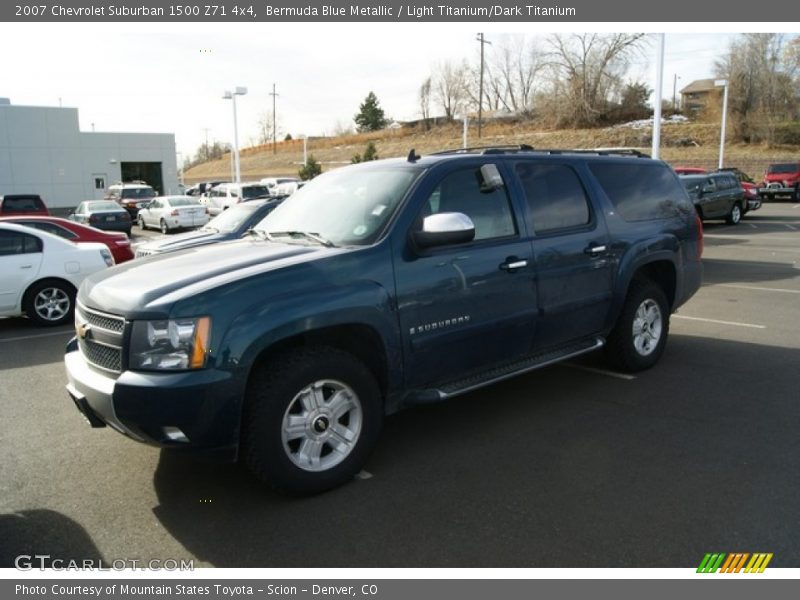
[299,155,322,180]
[354,92,388,132]
[351,142,379,164]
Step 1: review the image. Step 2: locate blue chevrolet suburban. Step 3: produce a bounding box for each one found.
[65,146,703,493]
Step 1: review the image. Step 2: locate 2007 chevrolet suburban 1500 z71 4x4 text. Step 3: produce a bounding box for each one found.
[65,146,703,493]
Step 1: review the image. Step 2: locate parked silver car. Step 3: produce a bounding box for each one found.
[137,196,209,234]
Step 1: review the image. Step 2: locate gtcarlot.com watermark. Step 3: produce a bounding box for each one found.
[14,554,194,571]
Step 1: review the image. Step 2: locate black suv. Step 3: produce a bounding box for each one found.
[680,172,746,224]
[65,146,703,494]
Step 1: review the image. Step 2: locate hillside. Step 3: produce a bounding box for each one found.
[183,120,800,183]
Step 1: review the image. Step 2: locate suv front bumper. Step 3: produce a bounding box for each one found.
[65,338,242,460]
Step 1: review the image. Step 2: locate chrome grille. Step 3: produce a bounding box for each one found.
[78,338,122,372]
[78,304,125,333]
[76,304,125,374]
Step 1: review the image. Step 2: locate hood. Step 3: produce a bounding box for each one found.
[137,228,228,254]
[80,238,345,316]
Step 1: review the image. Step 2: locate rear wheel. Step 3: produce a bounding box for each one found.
[726,202,742,225]
[24,280,75,327]
[138,215,146,230]
[242,346,382,494]
[605,278,670,372]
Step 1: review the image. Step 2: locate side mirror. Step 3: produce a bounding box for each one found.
[412,212,475,249]
[478,164,504,192]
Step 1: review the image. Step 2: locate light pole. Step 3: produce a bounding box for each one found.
[715,79,729,169]
[222,86,247,183]
[672,74,681,111]
[652,33,665,160]
[299,134,308,166]
[475,33,491,139]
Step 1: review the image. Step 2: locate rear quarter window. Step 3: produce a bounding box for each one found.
[589,163,689,221]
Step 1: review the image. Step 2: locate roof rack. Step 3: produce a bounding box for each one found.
[427,145,650,158]
[430,144,535,155]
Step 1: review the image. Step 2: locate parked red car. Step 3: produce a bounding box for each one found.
[0,215,134,264]
[0,194,49,216]
[760,162,800,201]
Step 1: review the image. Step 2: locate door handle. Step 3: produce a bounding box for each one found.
[584,244,608,256]
[500,258,528,271]
[20,265,33,269]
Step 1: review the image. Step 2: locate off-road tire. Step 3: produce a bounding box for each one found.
[242,346,382,495]
[605,278,670,372]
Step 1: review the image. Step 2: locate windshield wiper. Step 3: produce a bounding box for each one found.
[266,231,336,247]
[201,226,219,233]
[245,228,269,240]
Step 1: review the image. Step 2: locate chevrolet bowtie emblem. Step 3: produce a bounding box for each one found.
[76,322,92,339]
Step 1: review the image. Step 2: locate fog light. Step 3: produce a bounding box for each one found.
[163,426,189,443]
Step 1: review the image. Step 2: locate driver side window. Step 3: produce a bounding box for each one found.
[419,166,517,241]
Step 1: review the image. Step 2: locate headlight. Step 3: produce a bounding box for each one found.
[129,316,211,370]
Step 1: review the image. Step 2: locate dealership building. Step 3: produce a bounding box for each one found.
[0,98,179,210]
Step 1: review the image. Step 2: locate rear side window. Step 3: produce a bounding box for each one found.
[589,163,687,221]
[515,163,591,233]
[15,221,77,240]
[0,230,43,255]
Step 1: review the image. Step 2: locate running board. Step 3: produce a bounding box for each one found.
[405,337,605,405]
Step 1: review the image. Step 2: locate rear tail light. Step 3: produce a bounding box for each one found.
[205,208,210,215]
[121,212,131,221]
[114,239,130,247]
[170,210,179,216]
[89,214,100,223]
[695,213,704,260]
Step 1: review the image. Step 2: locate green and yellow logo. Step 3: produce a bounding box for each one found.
[697,553,773,573]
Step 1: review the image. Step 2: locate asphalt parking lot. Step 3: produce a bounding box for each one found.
[1,203,799,568]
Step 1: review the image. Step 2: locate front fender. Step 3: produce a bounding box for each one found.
[218,280,400,385]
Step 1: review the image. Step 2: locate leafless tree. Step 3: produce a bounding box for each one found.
[419,76,432,128]
[715,33,798,143]
[545,33,646,127]
[255,110,283,146]
[487,34,545,114]
[432,60,468,120]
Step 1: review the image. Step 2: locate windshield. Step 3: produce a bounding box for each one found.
[767,164,798,174]
[255,165,421,246]
[242,185,270,199]
[205,203,259,233]
[121,187,155,199]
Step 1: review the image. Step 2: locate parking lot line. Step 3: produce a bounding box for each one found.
[0,330,73,343]
[717,284,800,295]
[784,223,798,231]
[562,363,637,380]
[673,315,766,329]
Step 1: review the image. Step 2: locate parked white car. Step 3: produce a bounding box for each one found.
[0,222,113,326]
[273,180,307,196]
[136,196,209,234]
[260,177,301,196]
[206,183,271,216]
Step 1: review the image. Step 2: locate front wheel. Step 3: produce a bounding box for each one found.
[242,347,383,494]
[605,279,670,372]
[160,219,169,235]
[726,202,742,225]
[138,215,146,230]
